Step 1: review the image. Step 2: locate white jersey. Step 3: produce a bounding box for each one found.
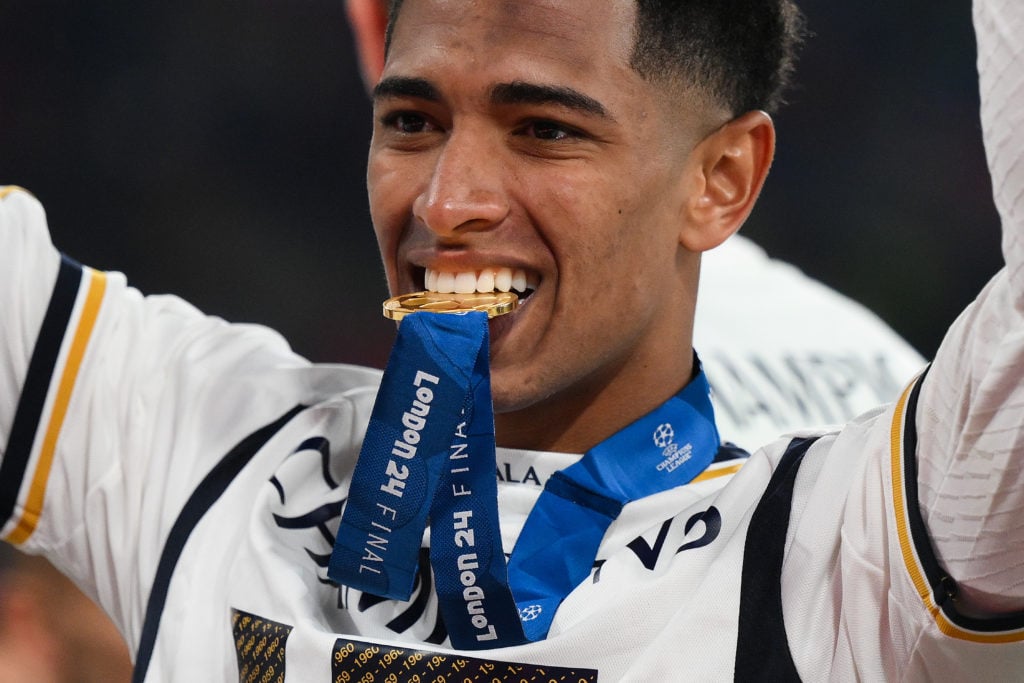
[697,234,925,449]
[2,1,1023,680]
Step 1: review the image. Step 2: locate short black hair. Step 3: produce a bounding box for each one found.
[631,0,804,115]
[384,0,804,116]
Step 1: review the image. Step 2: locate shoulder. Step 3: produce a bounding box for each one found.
[698,234,919,352]
[0,186,49,236]
[0,186,55,261]
[0,185,42,212]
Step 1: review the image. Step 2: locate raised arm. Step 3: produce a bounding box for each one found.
[915,0,1024,613]
[979,0,1024,279]
[0,187,317,646]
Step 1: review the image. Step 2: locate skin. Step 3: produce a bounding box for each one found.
[364,0,775,453]
[0,554,133,683]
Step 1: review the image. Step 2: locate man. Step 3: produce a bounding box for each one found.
[346,0,926,451]
[1,1,1021,682]
[0,3,929,679]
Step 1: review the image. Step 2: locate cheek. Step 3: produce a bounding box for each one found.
[585,203,681,307]
[529,169,634,257]
[368,157,414,243]
[367,158,418,292]
[367,155,400,222]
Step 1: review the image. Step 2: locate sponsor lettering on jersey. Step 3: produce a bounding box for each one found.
[593,506,723,582]
[494,462,543,486]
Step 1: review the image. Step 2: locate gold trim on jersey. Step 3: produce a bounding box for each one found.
[692,460,744,484]
[0,186,32,201]
[890,375,1024,643]
[4,267,108,545]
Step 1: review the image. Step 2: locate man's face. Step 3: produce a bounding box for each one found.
[369,0,711,450]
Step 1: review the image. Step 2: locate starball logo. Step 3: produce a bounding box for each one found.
[518,604,544,622]
[654,422,694,473]
[653,423,675,449]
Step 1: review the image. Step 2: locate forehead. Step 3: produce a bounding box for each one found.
[386,0,640,95]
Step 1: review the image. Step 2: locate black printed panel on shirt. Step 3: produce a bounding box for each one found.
[331,637,599,683]
[232,609,292,683]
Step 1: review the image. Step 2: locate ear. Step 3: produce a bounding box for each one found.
[680,110,775,252]
[346,0,389,93]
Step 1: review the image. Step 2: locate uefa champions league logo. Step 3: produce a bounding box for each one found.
[519,604,544,622]
[653,423,675,449]
[654,422,693,472]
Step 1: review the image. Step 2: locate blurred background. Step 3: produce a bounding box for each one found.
[0,0,1003,680]
[0,0,1001,369]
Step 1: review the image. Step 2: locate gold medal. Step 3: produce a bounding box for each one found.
[383,291,518,321]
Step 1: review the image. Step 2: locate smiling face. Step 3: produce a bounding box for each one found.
[369,0,730,452]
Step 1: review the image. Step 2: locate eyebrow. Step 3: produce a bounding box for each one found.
[373,76,613,121]
[490,81,613,120]
[373,76,441,103]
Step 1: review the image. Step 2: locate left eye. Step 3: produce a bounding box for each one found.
[522,120,579,141]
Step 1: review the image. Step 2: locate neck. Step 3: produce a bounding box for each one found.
[494,350,695,453]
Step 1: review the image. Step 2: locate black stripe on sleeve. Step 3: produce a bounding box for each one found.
[900,369,1024,633]
[734,436,818,683]
[0,255,82,530]
[131,405,306,683]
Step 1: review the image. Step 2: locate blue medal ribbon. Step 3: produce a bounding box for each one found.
[329,311,526,646]
[330,312,719,649]
[506,370,719,640]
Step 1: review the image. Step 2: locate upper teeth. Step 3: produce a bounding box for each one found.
[425,267,536,294]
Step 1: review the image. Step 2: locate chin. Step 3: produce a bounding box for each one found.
[489,384,534,415]
[488,362,561,417]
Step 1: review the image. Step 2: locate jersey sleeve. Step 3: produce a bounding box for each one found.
[897,0,1024,644]
[0,188,314,641]
[0,188,66,538]
[0,188,62,448]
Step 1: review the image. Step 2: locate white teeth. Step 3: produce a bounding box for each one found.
[494,268,512,292]
[436,271,455,293]
[477,269,495,292]
[454,272,477,294]
[423,266,535,295]
[511,269,527,293]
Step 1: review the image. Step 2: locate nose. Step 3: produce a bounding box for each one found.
[412,128,510,237]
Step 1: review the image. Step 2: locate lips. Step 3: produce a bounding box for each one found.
[424,266,539,300]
